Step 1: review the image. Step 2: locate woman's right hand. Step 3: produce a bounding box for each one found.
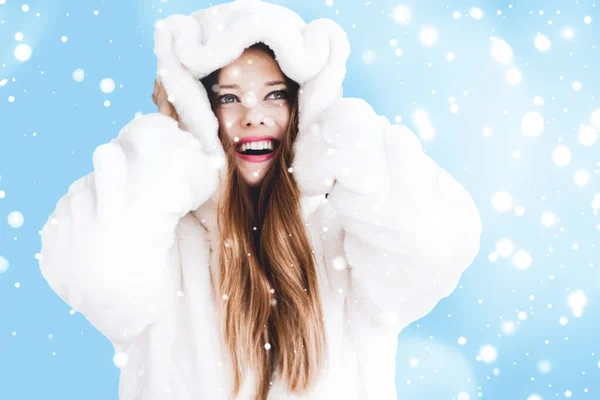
[152,79,181,123]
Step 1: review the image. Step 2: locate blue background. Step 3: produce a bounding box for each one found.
[1,0,599,399]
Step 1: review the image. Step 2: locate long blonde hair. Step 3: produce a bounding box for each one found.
[200,42,327,400]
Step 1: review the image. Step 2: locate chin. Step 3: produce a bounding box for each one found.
[242,172,267,187]
[236,161,273,187]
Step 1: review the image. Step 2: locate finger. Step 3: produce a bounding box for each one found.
[157,98,173,117]
[155,85,166,105]
[152,82,158,99]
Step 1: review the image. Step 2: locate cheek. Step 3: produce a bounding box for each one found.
[216,109,239,137]
[272,106,291,130]
[216,108,239,126]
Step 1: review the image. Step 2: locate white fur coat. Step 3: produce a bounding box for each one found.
[39,1,482,399]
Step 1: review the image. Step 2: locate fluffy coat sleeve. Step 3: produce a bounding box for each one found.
[38,113,221,345]
[293,98,483,333]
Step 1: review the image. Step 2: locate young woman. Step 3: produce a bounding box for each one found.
[39,1,483,399]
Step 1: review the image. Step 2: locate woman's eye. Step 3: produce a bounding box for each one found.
[267,90,288,100]
[219,94,238,104]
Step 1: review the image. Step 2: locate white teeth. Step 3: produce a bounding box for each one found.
[240,140,274,152]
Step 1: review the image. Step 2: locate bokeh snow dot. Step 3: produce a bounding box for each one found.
[100,78,115,94]
[7,211,24,228]
[113,352,129,368]
[491,191,513,213]
[362,50,376,64]
[572,81,582,91]
[413,109,435,141]
[537,360,552,374]
[505,68,522,85]
[15,32,24,41]
[561,27,575,40]
[418,27,438,46]
[241,91,258,108]
[332,255,347,271]
[14,44,32,62]
[574,170,590,186]
[578,125,597,146]
[541,212,557,227]
[534,34,551,52]
[457,392,470,400]
[515,206,525,216]
[0,256,9,273]
[392,5,412,25]
[490,38,513,64]
[478,345,498,363]
[470,7,483,20]
[512,250,533,270]
[568,290,587,317]
[593,194,600,210]
[72,68,85,82]
[501,321,516,335]
[521,112,545,136]
[495,238,515,257]
[590,109,600,129]
[551,145,571,167]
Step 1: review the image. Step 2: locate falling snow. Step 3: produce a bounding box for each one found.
[72,68,85,82]
[99,78,115,94]
[14,44,32,62]
[7,211,24,228]
[1,1,599,399]
[0,256,9,273]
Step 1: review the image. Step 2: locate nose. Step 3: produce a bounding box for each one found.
[242,107,266,128]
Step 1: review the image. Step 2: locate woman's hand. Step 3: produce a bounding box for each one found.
[152,79,181,124]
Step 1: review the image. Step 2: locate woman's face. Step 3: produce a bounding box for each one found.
[213,47,292,187]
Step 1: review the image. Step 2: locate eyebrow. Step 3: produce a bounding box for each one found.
[218,80,286,89]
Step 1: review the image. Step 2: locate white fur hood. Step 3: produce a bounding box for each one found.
[154,0,348,175]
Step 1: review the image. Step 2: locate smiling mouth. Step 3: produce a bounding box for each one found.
[235,140,280,155]
[234,140,281,163]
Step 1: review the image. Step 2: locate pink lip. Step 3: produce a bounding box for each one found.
[236,147,279,163]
